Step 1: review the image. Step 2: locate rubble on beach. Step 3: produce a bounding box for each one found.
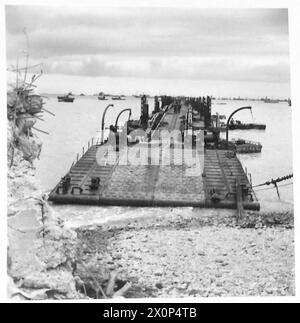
[76,210,294,298]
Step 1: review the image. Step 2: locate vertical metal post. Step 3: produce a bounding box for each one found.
[236,177,245,222]
[115,108,132,128]
[274,182,281,199]
[101,104,114,144]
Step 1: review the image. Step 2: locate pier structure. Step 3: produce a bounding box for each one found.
[49,96,259,210]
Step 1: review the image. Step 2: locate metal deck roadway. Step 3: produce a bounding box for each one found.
[48,104,260,210]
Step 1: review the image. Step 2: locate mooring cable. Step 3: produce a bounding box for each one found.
[254,181,293,192]
[252,174,293,188]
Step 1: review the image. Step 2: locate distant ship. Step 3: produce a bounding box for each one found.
[133,92,145,98]
[133,93,150,98]
[57,93,75,102]
[111,95,125,100]
[263,97,280,103]
[98,92,107,100]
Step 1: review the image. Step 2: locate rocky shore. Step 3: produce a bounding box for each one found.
[76,210,295,298]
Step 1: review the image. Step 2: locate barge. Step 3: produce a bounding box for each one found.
[211,115,266,131]
[228,120,266,130]
[232,139,262,153]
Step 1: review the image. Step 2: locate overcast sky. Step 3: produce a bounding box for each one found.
[5,6,290,97]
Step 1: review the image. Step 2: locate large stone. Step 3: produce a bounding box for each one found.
[8,208,45,278]
[8,185,78,299]
[17,134,42,164]
[36,222,77,270]
[21,269,77,298]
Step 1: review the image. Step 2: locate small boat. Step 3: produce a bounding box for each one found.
[57,93,75,102]
[98,92,107,100]
[111,96,125,100]
[233,138,262,153]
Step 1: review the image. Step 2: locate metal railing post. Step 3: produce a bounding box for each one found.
[101,104,114,144]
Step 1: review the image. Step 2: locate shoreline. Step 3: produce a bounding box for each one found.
[50,202,294,230]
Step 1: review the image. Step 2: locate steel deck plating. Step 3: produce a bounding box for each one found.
[48,103,260,210]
